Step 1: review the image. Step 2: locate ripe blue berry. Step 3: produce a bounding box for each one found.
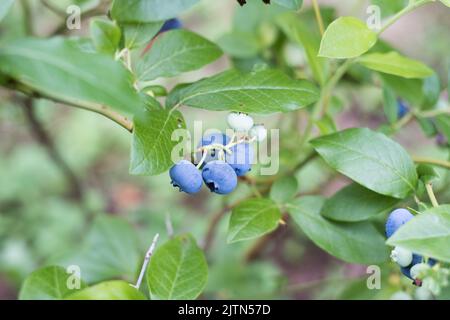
[225,142,254,176]
[169,160,202,194]
[397,99,409,119]
[202,160,237,195]
[196,133,231,164]
[159,18,182,33]
[385,208,414,238]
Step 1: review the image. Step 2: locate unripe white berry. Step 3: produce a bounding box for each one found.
[390,246,413,267]
[410,263,429,280]
[390,291,412,300]
[414,287,433,300]
[227,112,254,132]
[249,124,267,142]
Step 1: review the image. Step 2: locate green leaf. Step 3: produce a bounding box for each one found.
[421,73,441,109]
[383,85,398,124]
[315,115,338,135]
[270,176,298,204]
[440,0,450,7]
[90,18,121,55]
[417,164,439,184]
[381,74,423,105]
[435,115,450,142]
[111,0,199,23]
[321,183,399,222]
[273,0,303,10]
[387,205,450,262]
[311,128,418,199]
[59,216,141,283]
[19,266,86,300]
[122,21,164,50]
[0,0,14,22]
[67,281,146,300]
[288,196,390,264]
[276,13,327,85]
[319,17,377,59]
[137,30,222,82]
[147,234,208,300]
[358,51,434,79]
[371,0,408,17]
[130,107,186,175]
[217,31,261,59]
[0,37,141,115]
[166,69,319,114]
[227,198,281,243]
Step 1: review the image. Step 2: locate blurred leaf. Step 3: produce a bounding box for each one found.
[60,216,141,283]
[0,37,141,114]
[371,0,408,17]
[217,31,261,58]
[233,0,287,34]
[137,30,222,81]
[319,17,377,59]
[277,13,327,85]
[358,52,434,79]
[147,234,207,300]
[67,281,146,300]
[387,205,450,262]
[440,0,450,7]
[421,73,441,109]
[111,0,200,23]
[90,18,121,55]
[288,196,390,264]
[0,0,14,22]
[227,198,281,243]
[316,115,338,135]
[311,128,418,199]
[417,116,437,137]
[436,115,450,141]
[321,183,399,222]
[273,0,303,10]
[270,176,298,204]
[19,266,86,300]
[130,107,186,175]
[417,164,439,184]
[381,74,423,105]
[122,21,163,50]
[383,85,398,124]
[166,69,319,113]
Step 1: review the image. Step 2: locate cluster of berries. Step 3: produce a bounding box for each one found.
[169,113,267,195]
[386,209,437,286]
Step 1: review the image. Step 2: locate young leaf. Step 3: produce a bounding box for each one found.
[387,205,450,262]
[19,266,86,300]
[147,234,208,300]
[273,0,303,10]
[0,0,14,22]
[130,108,186,176]
[288,196,390,264]
[137,30,223,82]
[270,176,298,204]
[319,17,377,59]
[90,18,121,55]
[122,21,164,50]
[67,281,146,300]
[227,198,281,243]
[58,216,142,283]
[358,52,434,79]
[311,128,418,199]
[166,69,319,114]
[111,0,200,23]
[217,31,261,59]
[0,38,141,115]
[382,85,398,124]
[321,183,399,222]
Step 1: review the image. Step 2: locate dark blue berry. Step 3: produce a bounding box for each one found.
[202,160,237,195]
[397,99,409,119]
[169,160,202,194]
[225,142,254,176]
[159,18,182,33]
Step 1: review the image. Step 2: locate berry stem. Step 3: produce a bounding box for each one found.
[311,0,325,36]
[196,151,208,168]
[425,183,439,208]
[412,156,450,170]
[131,233,160,290]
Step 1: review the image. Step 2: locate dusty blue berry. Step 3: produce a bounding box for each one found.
[226,142,254,176]
[169,160,202,194]
[385,208,414,238]
[397,99,409,119]
[202,160,237,195]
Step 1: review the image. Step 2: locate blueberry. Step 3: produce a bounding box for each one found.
[400,254,424,280]
[225,142,254,176]
[169,160,202,194]
[159,18,182,33]
[196,133,231,164]
[397,99,409,119]
[385,208,414,238]
[202,160,237,195]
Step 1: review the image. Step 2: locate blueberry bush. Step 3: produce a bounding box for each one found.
[0,0,449,300]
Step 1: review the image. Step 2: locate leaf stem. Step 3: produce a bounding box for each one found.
[132,233,159,290]
[425,183,439,208]
[412,156,450,170]
[311,0,325,36]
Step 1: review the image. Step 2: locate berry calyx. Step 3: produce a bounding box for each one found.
[227,112,254,132]
[169,160,202,194]
[202,160,237,195]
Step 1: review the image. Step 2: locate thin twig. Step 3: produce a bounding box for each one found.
[311,0,325,36]
[132,234,160,289]
[412,156,450,170]
[425,183,439,208]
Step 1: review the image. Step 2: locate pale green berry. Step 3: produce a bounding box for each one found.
[390,246,413,267]
[414,286,433,300]
[249,124,267,142]
[390,291,412,300]
[410,263,430,280]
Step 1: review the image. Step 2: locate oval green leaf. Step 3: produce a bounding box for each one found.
[288,196,390,264]
[311,128,418,199]
[227,198,282,243]
[147,234,208,300]
[67,281,146,300]
[269,176,298,204]
[319,17,377,59]
[90,18,121,55]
